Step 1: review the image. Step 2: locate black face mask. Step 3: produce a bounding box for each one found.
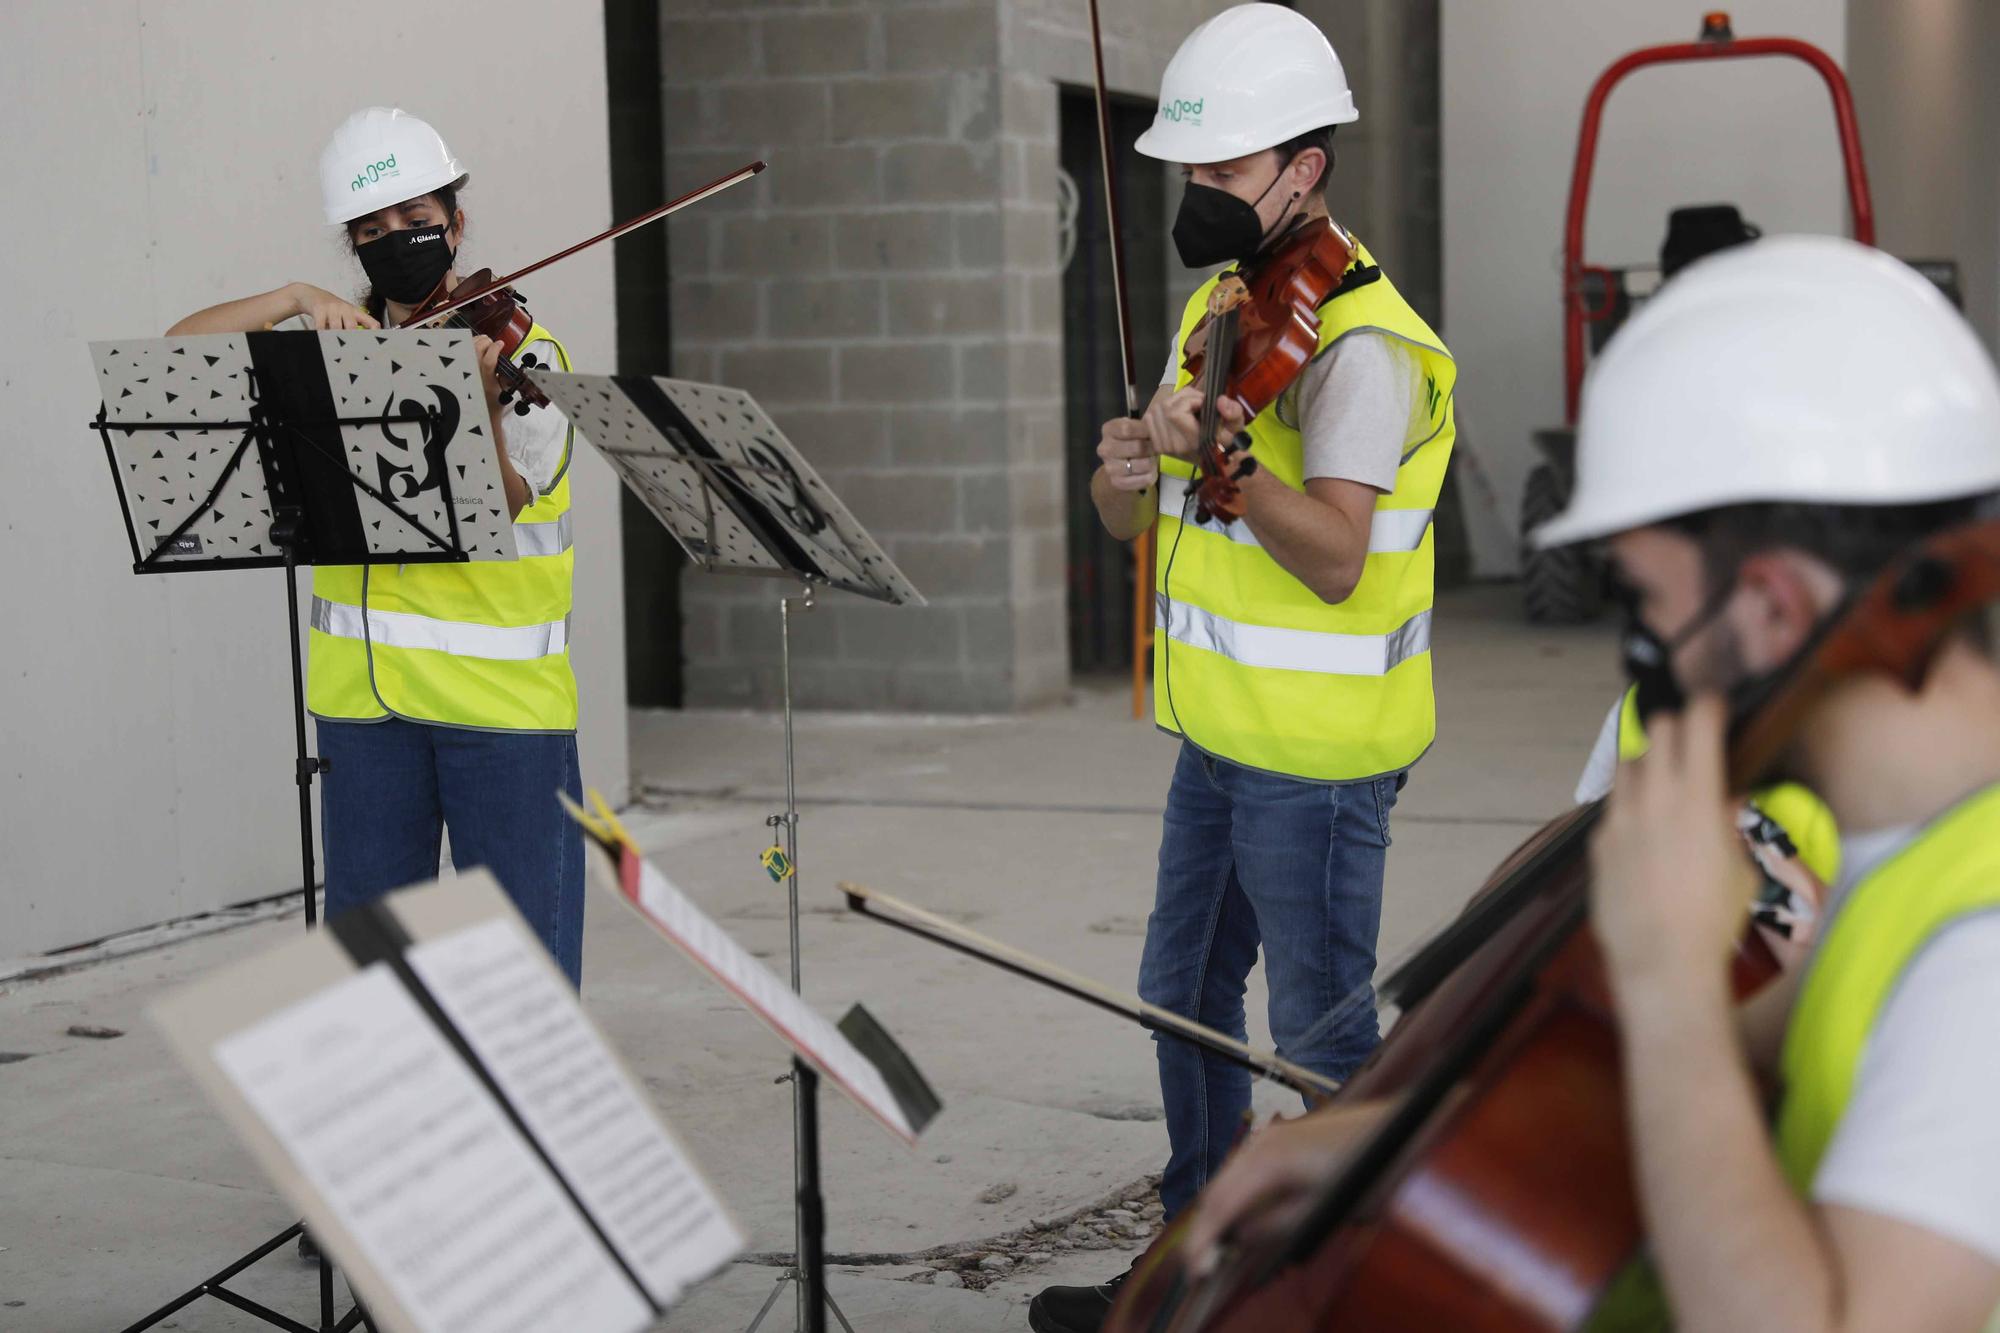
[1621,574,1819,741]
[1171,160,1297,269]
[1618,578,1738,724]
[356,224,455,305]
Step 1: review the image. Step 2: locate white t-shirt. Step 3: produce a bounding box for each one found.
[1159,330,1416,493]
[503,336,571,499]
[1575,694,1625,804]
[1807,824,2000,1264]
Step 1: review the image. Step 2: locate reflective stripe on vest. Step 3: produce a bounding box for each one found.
[1157,475,1433,553]
[1153,239,1455,782]
[1775,783,2000,1190]
[306,323,578,731]
[513,511,573,558]
[1157,593,1430,677]
[311,596,569,661]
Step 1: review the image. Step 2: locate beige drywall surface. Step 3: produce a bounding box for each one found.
[1,1,625,955]
[1442,0,1850,575]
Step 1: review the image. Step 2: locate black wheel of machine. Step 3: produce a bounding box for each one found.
[1520,461,1604,624]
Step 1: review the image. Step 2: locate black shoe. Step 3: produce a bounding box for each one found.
[1028,1267,1130,1333]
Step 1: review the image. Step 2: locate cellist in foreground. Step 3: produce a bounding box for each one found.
[1182,237,2000,1328]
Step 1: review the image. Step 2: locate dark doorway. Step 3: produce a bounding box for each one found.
[1061,90,1171,675]
[605,0,686,707]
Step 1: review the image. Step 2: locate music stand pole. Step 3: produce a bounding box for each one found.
[746,582,849,1333]
[276,507,325,930]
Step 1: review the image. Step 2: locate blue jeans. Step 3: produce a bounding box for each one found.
[318,718,585,986]
[1137,742,1403,1218]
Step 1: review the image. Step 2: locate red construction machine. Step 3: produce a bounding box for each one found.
[1520,11,1962,622]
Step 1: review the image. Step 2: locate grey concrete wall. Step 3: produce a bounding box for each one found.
[1442,0,1851,576]
[1847,0,2000,351]
[2,1,626,956]
[661,0,1229,712]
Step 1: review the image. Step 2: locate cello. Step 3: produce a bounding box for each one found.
[1106,519,2000,1331]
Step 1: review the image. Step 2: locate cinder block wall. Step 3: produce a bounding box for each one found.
[660,0,1229,712]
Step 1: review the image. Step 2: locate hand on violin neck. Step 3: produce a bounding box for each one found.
[1144,386,1250,464]
[474,335,531,521]
[472,334,506,416]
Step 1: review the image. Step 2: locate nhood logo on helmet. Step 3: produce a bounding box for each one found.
[1160,97,1204,125]
[350,152,401,193]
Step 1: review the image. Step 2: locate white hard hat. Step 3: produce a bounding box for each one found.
[318,107,466,226]
[1534,236,2000,549]
[1134,4,1358,166]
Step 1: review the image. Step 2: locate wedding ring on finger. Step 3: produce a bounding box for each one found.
[1124,459,1133,474]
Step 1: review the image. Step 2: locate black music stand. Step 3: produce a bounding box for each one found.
[536,371,922,1333]
[89,328,515,1333]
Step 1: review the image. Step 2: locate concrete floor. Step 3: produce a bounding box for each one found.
[0,585,1618,1331]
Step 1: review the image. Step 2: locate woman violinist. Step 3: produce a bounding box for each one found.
[166,107,585,984]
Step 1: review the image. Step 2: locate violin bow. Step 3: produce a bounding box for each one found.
[406,159,766,328]
[1088,0,1142,419]
[841,880,1339,1101]
[1090,1,1166,720]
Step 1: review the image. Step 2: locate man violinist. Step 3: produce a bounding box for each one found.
[1031,6,1456,1329]
[1180,238,2000,1329]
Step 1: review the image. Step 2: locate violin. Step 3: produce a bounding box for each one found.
[395,159,766,414]
[1107,518,2000,1332]
[1178,217,1358,524]
[405,273,547,415]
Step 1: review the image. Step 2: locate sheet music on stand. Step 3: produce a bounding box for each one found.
[151,873,743,1333]
[581,828,941,1144]
[533,373,922,605]
[90,329,518,572]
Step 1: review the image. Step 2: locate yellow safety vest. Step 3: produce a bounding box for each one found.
[1775,782,2000,1189]
[1155,240,1454,782]
[307,324,577,732]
